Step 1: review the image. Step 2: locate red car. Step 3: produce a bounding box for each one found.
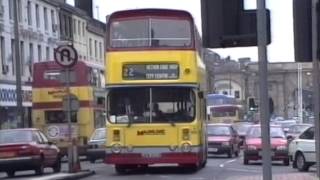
[0,128,61,177]
[243,125,289,165]
[207,123,240,158]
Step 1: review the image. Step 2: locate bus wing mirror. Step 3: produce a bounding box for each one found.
[198,91,204,99]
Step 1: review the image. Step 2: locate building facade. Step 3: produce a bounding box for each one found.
[0,0,59,129]
[0,0,106,129]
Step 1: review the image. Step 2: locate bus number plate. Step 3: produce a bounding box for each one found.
[123,64,179,80]
[142,153,161,158]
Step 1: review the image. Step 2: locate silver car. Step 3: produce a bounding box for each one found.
[87,128,106,163]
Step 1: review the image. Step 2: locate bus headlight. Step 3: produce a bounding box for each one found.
[169,145,178,152]
[126,145,133,152]
[222,141,230,146]
[181,143,192,152]
[111,144,122,153]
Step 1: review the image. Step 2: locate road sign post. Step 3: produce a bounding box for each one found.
[257,0,272,179]
[54,45,80,173]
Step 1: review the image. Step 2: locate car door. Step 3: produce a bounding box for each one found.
[295,127,315,163]
[32,131,49,164]
[38,131,58,165]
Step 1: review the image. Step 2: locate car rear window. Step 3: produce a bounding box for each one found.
[0,130,33,144]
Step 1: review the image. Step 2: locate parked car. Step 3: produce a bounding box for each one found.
[273,120,297,133]
[289,126,315,171]
[207,123,240,158]
[0,128,61,178]
[87,128,106,163]
[286,124,312,141]
[232,121,254,147]
[243,124,289,165]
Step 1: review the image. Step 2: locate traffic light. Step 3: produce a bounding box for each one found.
[248,97,258,111]
[293,0,320,62]
[293,0,312,62]
[201,0,271,48]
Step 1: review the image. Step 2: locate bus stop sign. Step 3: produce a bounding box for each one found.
[54,45,78,68]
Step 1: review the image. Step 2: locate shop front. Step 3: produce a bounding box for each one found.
[0,84,32,129]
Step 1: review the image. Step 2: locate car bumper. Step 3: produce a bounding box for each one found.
[207,145,231,154]
[105,152,200,165]
[0,156,41,171]
[244,149,289,161]
[87,148,105,160]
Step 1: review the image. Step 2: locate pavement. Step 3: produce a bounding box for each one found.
[30,170,95,180]
[226,173,318,180]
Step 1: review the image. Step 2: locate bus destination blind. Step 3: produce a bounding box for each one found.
[123,64,179,80]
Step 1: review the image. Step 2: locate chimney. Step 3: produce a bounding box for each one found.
[75,0,93,18]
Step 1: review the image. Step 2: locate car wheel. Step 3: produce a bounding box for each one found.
[283,158,290,166]
[35,158,45,175]
[296,152,309,172]
[234,148,239,157]
[115,165,127,174]
[6,170,15,178]
[243,155,249,165]
[227,148,233,158]
[53,157,61,173]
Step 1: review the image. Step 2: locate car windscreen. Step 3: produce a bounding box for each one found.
[247,126,285,138]
[108,87,195,124]
[207,126,231,136]
[0,130,33,144]
[91,129,106,141]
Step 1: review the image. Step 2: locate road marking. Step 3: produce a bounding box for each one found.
[219,158,238,168]
[224,167,261,173]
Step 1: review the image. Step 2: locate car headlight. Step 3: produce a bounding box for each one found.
[181,143,192,152]
[276,145,287,151]
[222,141,230,146]
[247,145,257,150]
[111,144,122,153]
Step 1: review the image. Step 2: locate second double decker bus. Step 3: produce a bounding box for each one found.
[32,61,106,156]
[104,9,207,173]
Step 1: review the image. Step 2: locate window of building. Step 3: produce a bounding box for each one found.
[20,41,24,75]
[51,10,55,32]
[37,45,41,62]
[35,4,39,28]
[1,37,5,75]
[9,0,13,20]
[11,39,15,75]
[89,38,92,57]
[27,1,32,25]
[73,19,76,34]
[46,46,49,60]
[29,43,33,74]
[82,22,85,36]
[44,7,48,30]
[17,0,22,22]
[64,15,69,37]
[69,17,72,38]
[78,20,81,36]
[99,42,102,59]
[94,40,97,58]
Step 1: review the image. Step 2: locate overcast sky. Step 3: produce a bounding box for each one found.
[68,0,294,62]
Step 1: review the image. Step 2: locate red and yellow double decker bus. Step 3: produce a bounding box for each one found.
[32,61,106,156]
[104,9,207,173]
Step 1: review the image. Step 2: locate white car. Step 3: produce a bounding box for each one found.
[288,126,315,171]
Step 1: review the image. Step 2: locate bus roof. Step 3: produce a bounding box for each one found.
[32,61,90,88]
[108,8,193,20]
